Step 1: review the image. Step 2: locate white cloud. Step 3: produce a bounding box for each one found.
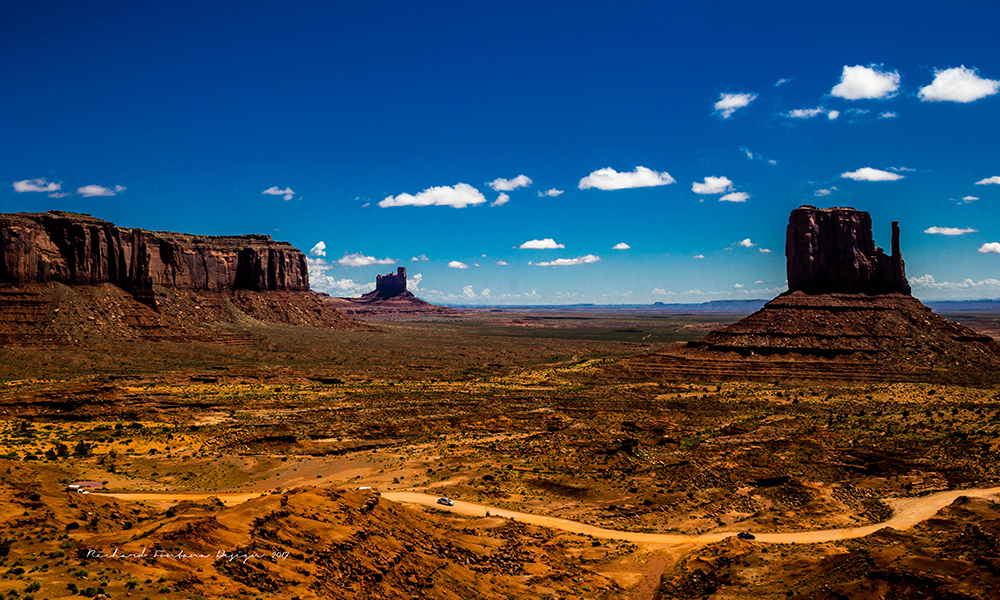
[462,285,476,299]
[579,166,675,190]
[612,242,631,250]
[919,66,1000,103]
[924,226,978,236]
[520,238,565,249]
[534,254,600,267]
[880,111,898,119]
[409,273,422,291]
[48,192,70,198]
[759,248,772,253]
[737,238,755,248]
[482,288,491,298]
[78,184,125,197]
[734,283,744,288]
[487,175,532,191]
[379,183,486,208]
[652,287,668,295]
[693,254,705,259]
[911,273,1000,291]
[814,187,837,197]
[979,243,1000,254]
[785,107,826,119]
[830,65,901,100]
[714,92,757,118]
[961,196,979,203]
[306,257,373,297]
[841,167,904,182]
[13,178,61,193]
[719,192,749,203]
[309,241,326,257]
[827,110,840,120]
[491,193,510,207]
[976,176,1000,186]
[448,261,469,269]
[775,78,791,87]
[538,188,564,197]
[337,252,396,267]
[410,254,429,262]
[691,176,733,195]
[263,186,295,201]
[496,260,508,265]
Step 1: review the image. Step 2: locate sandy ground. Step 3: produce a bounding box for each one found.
[97,486,1000,545]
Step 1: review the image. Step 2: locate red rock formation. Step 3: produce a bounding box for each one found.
[786,205,910,295]
[0,211,309,307]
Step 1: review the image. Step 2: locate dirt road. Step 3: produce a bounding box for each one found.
[381,486,1000,547]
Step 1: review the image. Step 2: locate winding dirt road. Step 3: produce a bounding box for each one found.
[96,486,1000,547]
[381,487,1000,547]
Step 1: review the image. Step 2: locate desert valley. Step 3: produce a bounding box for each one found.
[1,207,999,600]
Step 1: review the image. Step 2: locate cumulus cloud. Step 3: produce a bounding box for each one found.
[309,241,326,257]
[487,175,532,191]
[533,254,600,267]
[496,260,508,265]
[410,254,429,262]
[830,65,901,100]
[691,176,733,195]
[961,196,979,203]
[462,285,476,299]
[13,178,61,193]
[491,193,510,207]
[652,287,668,295]
[714,92,757,118]
[579,166,675,190]
[911,273,1000,291]
[538,188,564,197]
[78,184,126,197]
[263,186,295,201]
[409,273,423,291]
[827,110,840,120]
[734,283,744,288]
[719,192,749,203]
[918,66,1000,103]
[737,238,756,248]
[880,111,898,119]
[814,187,837,197]
[337,252,395,267]
[976,176,1000,186]
[306,257,373,297]
[448,261,469,269]
[924,226,978,236]
[841,167,904,182]
[379,183,486,208]
[520,238,565,249]
[759,248,772,253]
[979,243,1000,254]
[612,242,631,250]
[693,254,705,259]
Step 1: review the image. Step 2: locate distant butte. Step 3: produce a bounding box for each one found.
[622,205,1000,384]
[328,267,450,315]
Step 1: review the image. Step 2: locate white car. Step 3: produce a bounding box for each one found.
[437,497,454,506]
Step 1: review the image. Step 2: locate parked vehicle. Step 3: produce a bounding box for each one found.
[437,497,454,506]
[737,531,755,540]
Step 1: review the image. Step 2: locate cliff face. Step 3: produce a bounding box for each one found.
[786,205,910,295]
[0,211,309,307]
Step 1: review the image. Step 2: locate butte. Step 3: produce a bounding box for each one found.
[324,267,450,315]
[624,205,1000,384]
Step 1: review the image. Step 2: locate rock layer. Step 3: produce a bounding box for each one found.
[0,211,308,307]
[786,205,910,295]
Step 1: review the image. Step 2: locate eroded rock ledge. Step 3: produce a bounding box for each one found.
[0,211,308,307]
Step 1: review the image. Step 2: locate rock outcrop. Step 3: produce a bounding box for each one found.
[0,211,308,308]
[786,205,910,295]
[617,205,1000,384]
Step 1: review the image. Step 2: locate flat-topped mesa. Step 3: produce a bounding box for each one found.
[786,205,910,295]
[0,211,309,308]
[375,267,407,298]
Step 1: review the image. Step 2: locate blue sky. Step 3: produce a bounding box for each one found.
[4,0,1000,303]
